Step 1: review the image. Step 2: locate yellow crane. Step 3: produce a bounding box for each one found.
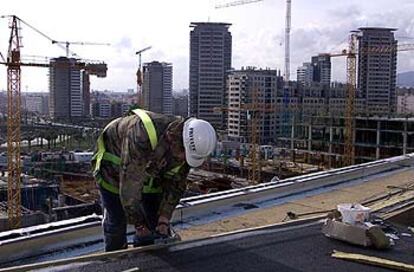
[51,40,110,58]
[216,0,414,167]
[215,0,291,81]
[1,15,107,229]
[215,0,293,182]
[326,34,414,166]
[135,46,152,107]
[215,0,263,8]
[344,33,357,166]
[5,15,22,229]
[214,89,275,184]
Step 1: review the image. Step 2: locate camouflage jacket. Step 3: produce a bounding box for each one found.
[92,111,190,226]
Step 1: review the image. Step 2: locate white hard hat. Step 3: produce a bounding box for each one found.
[182,118,217,167]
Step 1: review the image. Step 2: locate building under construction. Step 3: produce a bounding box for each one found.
[279,115,414,168]
[226,67,283,144]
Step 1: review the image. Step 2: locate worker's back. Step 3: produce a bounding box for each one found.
[92,111,186,190]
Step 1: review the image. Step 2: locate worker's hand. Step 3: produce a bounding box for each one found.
[135,224,151,237]
[156,216,170,236]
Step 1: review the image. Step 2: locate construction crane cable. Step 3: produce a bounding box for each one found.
[1,15,108,229]
[215,0,263,9]
[14,17,70,55]
[52,41,111,46]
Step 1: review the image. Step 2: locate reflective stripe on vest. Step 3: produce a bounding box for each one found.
[92,117,121,174]
[142,163,184,194]
[131,109,158,150]
[96,175,120,194]
[94,109,182,194]
[93,109,156,173]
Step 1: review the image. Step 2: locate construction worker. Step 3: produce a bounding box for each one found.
[92,109,217,251]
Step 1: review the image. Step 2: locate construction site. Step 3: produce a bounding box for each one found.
[0,0,414,271]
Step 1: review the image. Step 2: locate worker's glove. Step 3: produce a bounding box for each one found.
[135,224,152,237]
[145,144,169,176]
[156,216,170,236]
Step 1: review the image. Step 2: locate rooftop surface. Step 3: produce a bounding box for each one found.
[358,27,398,31]
[1,156,414,271]
[178,167,414,240]
[14,220,413,272]
[189,22,232,27]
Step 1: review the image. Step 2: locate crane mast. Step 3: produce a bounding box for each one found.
[1,15,108,229]
[284,0,291,81]
[136,46,152,107]
[6,15,22,229]
[324,34,414,165]
[247,89,261,184]
[344,33,357,166]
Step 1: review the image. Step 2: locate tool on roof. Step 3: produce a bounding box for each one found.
[332,250,414,271]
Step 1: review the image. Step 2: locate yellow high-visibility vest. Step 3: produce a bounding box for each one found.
[93,109,182,194]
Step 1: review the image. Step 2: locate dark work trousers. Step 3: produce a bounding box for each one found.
[99,186,162,252]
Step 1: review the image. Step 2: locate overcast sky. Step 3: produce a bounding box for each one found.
[0,0,413,93]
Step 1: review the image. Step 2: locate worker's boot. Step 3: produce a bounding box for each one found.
[133,224,155,247]
[133,233,155,247]
[153,226,182,245]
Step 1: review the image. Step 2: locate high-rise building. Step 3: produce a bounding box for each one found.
[357,27,398,115]
[111,102,130,117]
[92,101,111,118]
[297,62,313,86]
[0,91,6,114]
[49,57,83,119]
[172,93,188,118]
[227,68,277,144]
[297,54,331,87]
[397,87,414,115]
[142,61,173,115]
[82,71,91,117]
[22,93,49,115]
[311,54,331,86]
[189,22,232,129]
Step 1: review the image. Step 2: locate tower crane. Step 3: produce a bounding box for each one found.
[215,0,263,9]
[0,15,107,229]
[325,34,414,165]
[51,40,111,58]
[215,0,293,180]
[214,89,275,184]
[344,33,357,166]
[135,46,152,107]
[282,0,292,139]
[4,15,22,229]
[215,0,291,80]
[244,90,276,184]
[216,0,293,138]
[284,0,291,81]
[11,17,110,59]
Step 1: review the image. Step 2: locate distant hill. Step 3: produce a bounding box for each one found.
[397,71,414,87]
